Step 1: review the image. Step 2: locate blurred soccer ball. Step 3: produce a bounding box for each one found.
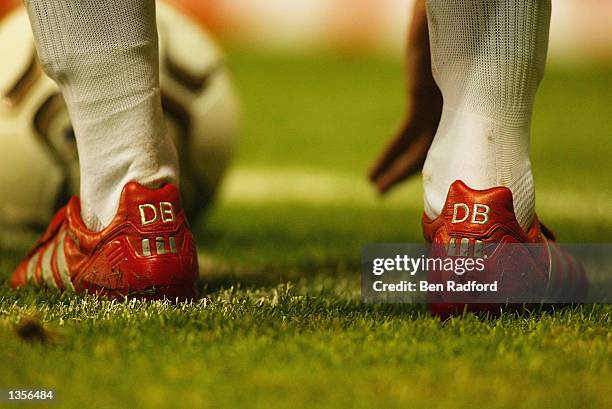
[0,1,239,230]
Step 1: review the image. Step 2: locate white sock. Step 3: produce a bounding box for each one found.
[24,0,178,231]
[422,0,551,231]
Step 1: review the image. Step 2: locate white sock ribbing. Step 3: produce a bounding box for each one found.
[24,0,178,231]
[422,0,551,231]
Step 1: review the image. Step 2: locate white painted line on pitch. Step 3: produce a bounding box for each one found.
[219,167,422,209]
[219,167,612,222]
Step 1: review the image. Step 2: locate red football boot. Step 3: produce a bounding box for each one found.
[422,180,587,317]
[11,182,199,300]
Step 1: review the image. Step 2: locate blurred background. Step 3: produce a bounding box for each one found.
[170,0,612,267]
[161,0,611,272]
[173,0,612,63]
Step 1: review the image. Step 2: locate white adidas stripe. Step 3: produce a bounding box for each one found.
[26,252,40,283]
[55,230,75,292]
[40,243,58,288]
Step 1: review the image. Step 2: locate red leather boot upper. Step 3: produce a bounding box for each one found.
[421,180,584,316]
[11,182,199,300]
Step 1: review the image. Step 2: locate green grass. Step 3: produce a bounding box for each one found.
[1,50,611,408]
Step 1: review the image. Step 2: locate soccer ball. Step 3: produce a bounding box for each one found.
[0,1,239,231]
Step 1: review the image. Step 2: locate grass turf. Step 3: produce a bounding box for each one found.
[1,50,611,408]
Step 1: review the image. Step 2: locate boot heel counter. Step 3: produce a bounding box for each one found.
[74,222,199,299]
[440,180,525,241]
[129,223,199,281]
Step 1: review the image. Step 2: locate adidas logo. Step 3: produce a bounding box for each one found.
[446,237,487,257]
[140,236,178,257]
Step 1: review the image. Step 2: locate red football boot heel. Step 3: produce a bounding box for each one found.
[422,180,587,317]
[11,182,199,301]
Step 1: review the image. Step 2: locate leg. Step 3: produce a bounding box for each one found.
[420,1,587,314]
[24,0,178,231]
[11,0,198,299]
[422,0,550,231]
